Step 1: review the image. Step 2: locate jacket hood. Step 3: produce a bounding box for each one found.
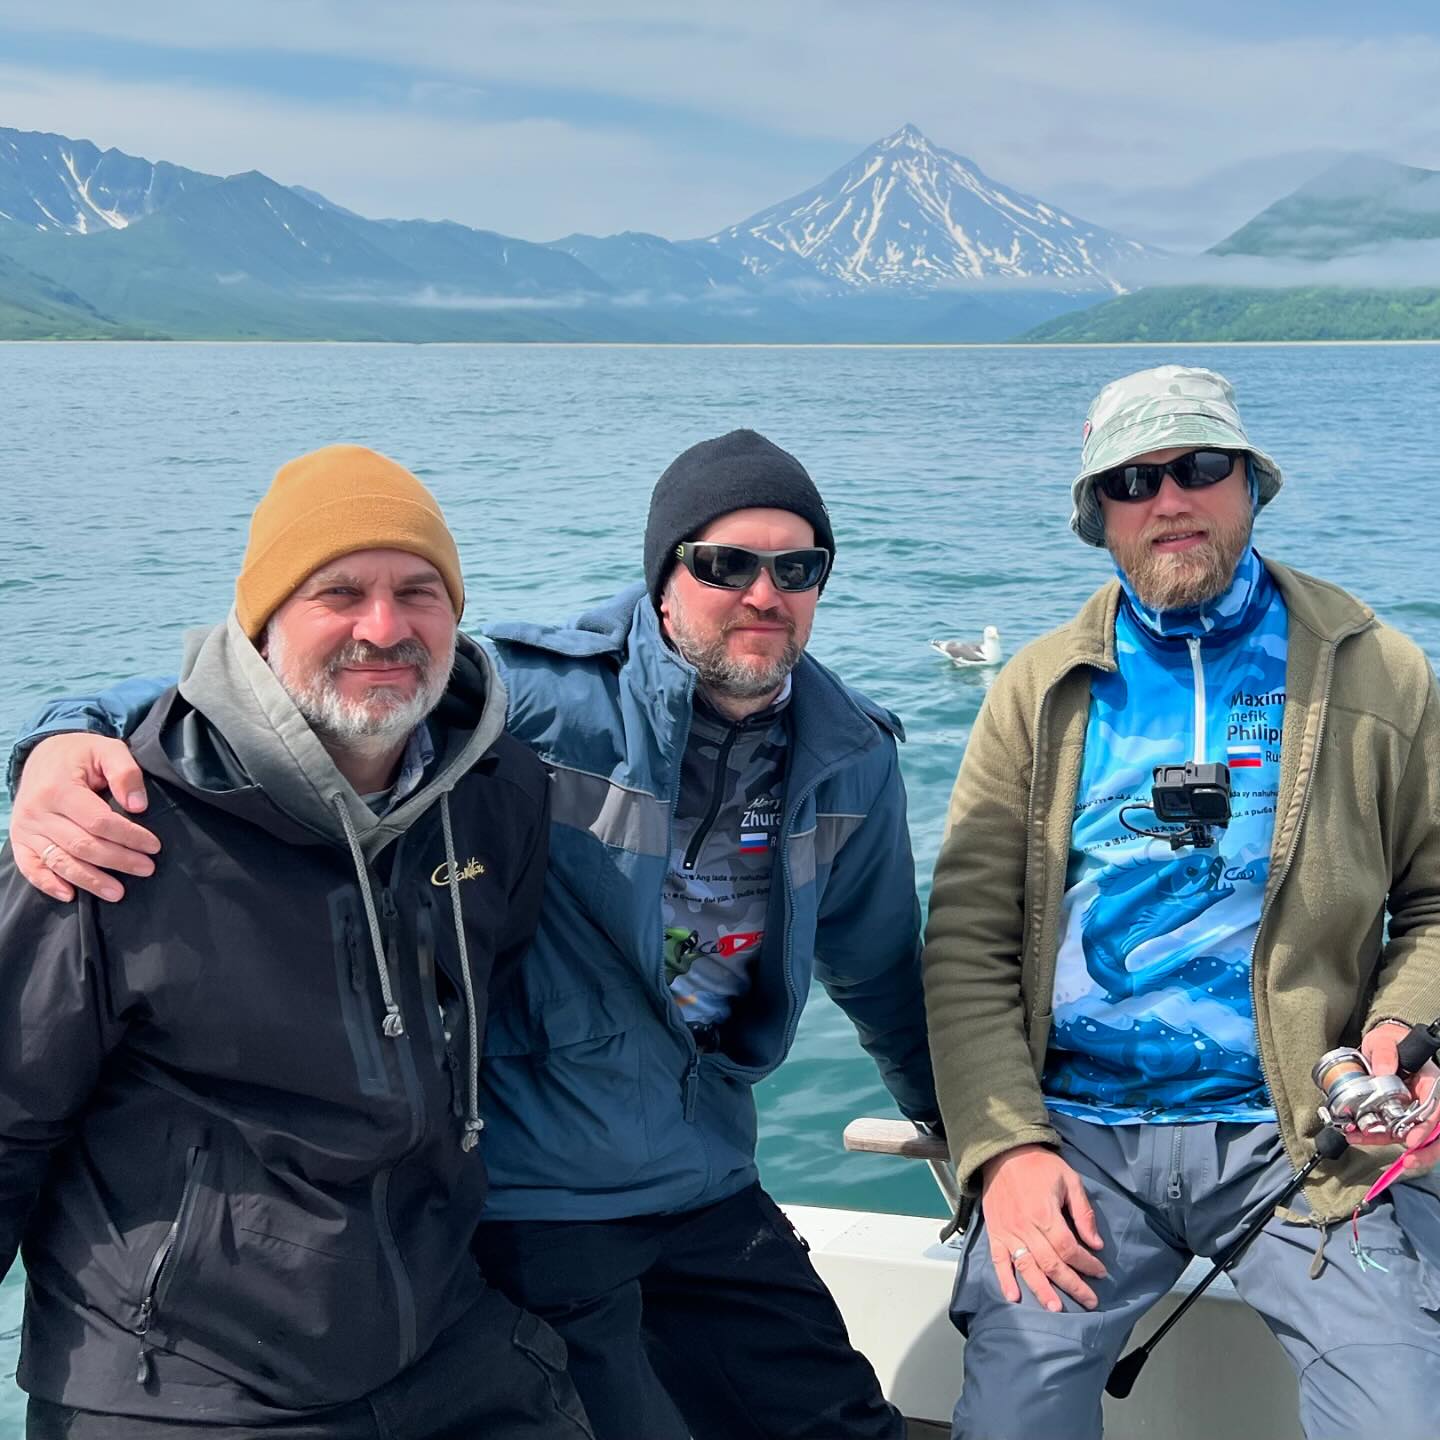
[149,610,507,861]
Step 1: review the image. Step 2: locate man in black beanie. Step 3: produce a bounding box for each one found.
[9,429,938,1440]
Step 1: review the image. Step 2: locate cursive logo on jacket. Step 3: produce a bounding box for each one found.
[432,858,486,886]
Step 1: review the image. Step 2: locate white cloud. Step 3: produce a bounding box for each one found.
[0,62,772,237]
[1142,240,1440,289]
[6,4,1440,236]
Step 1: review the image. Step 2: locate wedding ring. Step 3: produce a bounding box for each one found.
[40,843,62,870]
[1010,1246,1031,1262]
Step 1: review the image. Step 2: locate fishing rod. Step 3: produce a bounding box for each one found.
[1108,1015,1440,1400]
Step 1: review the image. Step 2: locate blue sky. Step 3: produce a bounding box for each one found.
[3,2,1440,243]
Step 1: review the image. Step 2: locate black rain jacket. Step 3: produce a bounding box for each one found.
[0,621,549,1423]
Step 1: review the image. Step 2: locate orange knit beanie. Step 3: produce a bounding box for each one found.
[235,444,464,639]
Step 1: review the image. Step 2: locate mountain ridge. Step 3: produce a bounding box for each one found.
[4,121,1435,342]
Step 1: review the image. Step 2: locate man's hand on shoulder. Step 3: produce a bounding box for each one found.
[1360,1021,1440,1173]
[980,1143,1107,1313]
[11,734,160,903]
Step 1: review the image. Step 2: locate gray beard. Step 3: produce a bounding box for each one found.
[664,599,802,702]
[265,625,456,758]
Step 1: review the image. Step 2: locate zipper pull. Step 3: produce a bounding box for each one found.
[683,1056,700,1122]
[380,889,398,921]
[135,1297,153,1383]
[1167,1168,1183,1201]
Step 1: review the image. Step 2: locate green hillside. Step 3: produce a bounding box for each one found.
[1021,286,1440,342]
[0,248,145,338]
[1211,156,1440,260]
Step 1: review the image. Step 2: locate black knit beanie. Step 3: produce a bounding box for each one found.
[643,430,835,609]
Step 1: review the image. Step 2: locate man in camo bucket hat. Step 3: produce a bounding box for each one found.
[924,364,1440,1438]
[1070,364,1283,546]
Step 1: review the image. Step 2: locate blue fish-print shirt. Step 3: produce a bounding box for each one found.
[1044,547,1287,1123]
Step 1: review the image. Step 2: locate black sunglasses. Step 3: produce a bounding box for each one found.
[674,542,831,593]
[1094,449,1240,503]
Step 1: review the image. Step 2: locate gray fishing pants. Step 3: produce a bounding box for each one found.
[949,1113,1440,1440]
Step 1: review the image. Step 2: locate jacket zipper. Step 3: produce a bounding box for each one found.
[682,725,738,871]
[345,916,366,993]
[418,902,464,1117]
[661,676,707,1111]
[134,1145,205,1384]
[1166,1127,1184,1200]
[1021,682,1061,1009]
[1245,633,1350,1179]
[1186,637,1206,762]
[371,837,422,1370]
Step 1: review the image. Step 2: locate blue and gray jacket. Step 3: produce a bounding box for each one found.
[480,585,935,1219]
[10,584,937,1223]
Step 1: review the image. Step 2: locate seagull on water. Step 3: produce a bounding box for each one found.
[930,626,1002,667]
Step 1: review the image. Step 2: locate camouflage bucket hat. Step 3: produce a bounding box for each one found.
[1070,365,1283,547]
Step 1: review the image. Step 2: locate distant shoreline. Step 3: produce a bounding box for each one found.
[8,338,1440,349]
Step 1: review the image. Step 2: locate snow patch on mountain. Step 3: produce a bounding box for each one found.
[700,124,1150,293]
[0,127,216,235]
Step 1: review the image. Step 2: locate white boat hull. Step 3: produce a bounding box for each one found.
[784,1204,1304,1437]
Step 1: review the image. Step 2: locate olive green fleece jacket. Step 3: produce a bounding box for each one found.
[923,558,1440,1231]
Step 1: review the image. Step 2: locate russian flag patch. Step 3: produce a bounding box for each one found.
[1227,744,1263,769]
[740,832,771,853]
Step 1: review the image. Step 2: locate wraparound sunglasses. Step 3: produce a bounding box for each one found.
[1094,448,1240,503]
[674,542,832,593]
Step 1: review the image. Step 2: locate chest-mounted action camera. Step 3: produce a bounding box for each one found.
[1121,761,1232,850]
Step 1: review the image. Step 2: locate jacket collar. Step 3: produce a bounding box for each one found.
[486,585,641,659]
[1263,557,1375,643]
[489,582,901,770]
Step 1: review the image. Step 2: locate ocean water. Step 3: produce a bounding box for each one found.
[2,340,1439,1423]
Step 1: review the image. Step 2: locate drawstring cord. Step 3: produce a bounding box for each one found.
[440,795,485,1152]
[334,795,405,1039]
[332,792,483,1152]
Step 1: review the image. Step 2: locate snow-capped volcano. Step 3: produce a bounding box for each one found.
[701,124,1149,292]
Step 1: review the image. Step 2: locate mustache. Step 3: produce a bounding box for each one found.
[1144,523,1212,545]
[723,606,794,632]
[324,639,432,675]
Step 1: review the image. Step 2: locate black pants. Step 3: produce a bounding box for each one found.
[26,1285,592,1439]
[472,1182,904,1440]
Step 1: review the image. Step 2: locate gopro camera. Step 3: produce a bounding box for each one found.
[1143,762,1233,848]
[1118,761,1236,851]
[1151,762,1231,826]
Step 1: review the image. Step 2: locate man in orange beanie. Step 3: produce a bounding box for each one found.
[0,446,589,1438]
